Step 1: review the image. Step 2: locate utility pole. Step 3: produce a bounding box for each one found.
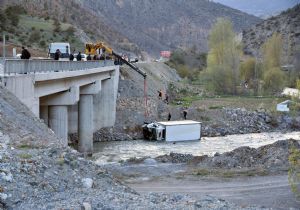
[2,33,6,59]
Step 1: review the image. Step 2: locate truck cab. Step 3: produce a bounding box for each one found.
[48,42,70,60]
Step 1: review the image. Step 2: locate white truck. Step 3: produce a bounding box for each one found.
[48,42,70,60]
[143,120,201,142]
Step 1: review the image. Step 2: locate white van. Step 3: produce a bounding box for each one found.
[48,42,70,59]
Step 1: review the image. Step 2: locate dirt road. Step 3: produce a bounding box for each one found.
[129,175,300,210]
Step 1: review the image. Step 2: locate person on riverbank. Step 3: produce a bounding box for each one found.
[164,93,169,104]
[158,90,163,99]
[183,108,188,120]
[168,112,172,121]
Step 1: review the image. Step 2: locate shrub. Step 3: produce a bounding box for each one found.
[28,30,41,43]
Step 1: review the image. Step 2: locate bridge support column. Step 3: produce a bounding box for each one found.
[49,106,68,146]
[78,95,94,155]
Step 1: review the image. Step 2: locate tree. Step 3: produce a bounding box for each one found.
[261,33,286,93]
[205,18,241,94]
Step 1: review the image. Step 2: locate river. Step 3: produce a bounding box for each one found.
[93,131,300,165]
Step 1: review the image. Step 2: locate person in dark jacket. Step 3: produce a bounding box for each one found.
[54,49,60,60]
[21,47,31,59]
[87,54,92,61]
[168,112,172,121]
[69,52,74,61]
[183,109,188,120]
[76,52,82,61]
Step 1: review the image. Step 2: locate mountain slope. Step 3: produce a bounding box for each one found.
[242,4,300,61]
[1,0,261,57]
[78,0,261,56]
[212,0,300,18]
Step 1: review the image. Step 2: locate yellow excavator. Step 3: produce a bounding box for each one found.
[85,42,148,116]
[85,42,147,78]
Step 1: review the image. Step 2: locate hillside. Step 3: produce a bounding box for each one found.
[242,4,300,62]
[212,0,300,18]
[78,0,261,56]
[0,0,140,55]
[1,0,261,58]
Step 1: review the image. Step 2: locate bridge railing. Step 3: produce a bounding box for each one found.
[3,59,114,75]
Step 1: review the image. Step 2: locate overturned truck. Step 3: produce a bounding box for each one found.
[143,120,201,142]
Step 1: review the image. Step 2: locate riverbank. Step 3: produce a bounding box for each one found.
[0,84,273,209]
[101,139,300,210]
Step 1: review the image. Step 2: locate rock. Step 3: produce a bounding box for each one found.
[82,178,93,188]
[81,202,92,210]
[0,193,8,200]
[143,158,157,165]
[265,116,272,123]
[1,172,13,182]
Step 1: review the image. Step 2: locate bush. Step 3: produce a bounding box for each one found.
[28,30,41,43]
[263,67,286,93]
[39,40,46,47]
[289,146,300,201]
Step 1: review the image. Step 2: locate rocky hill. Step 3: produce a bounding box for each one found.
[1,0,261,58]
[212,0,300,18]
[242,4,300,61]
[78,0,261,56]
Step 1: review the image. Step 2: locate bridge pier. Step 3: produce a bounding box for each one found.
[78,95,94,154]
[78,82,101,155]
[49,106,68,146]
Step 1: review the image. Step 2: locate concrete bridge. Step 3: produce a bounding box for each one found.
[0,59,119,154]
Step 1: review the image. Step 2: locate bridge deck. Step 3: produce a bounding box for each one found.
[1,59,114,75]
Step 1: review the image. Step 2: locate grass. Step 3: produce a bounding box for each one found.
[18,153,32,159]
[192,168,269,178]
[172,94,282,111]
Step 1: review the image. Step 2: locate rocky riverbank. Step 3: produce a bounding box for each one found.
[0,83,273,209]
[1,130,272,209]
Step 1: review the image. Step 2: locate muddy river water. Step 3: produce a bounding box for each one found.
[93,131,300,165]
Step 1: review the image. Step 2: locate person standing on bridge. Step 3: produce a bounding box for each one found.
[69,51,74,61]
[77,52,82,61]
[87,54,92,61]
[54,49,60,60]
[21,47,31,59]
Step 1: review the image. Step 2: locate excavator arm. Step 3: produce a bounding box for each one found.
[85,42,147,78]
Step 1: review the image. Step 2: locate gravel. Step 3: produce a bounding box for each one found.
[154,139,300,171]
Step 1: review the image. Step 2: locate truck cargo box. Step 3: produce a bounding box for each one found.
[157,120,201,142]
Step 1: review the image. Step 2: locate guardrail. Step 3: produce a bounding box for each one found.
[3,59,114,75]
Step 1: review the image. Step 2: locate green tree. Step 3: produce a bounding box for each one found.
[205,18,241,94]
[261,33,286,93]
[240,57,262,94]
